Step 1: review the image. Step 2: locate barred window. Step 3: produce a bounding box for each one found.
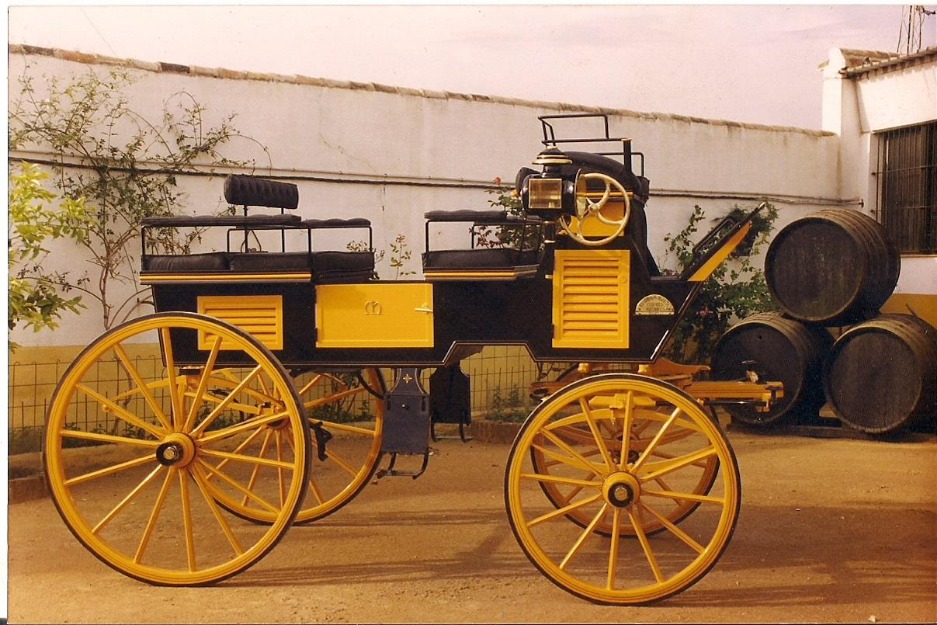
[874,121,937,254]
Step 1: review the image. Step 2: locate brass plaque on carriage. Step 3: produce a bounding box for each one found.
[635,294,675,316]
[315,283,434,348]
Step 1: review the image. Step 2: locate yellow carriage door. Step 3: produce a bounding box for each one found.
[552,250,630,349]
[315,283,434,348]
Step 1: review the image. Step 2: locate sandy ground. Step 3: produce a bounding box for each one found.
[7,428,937,624]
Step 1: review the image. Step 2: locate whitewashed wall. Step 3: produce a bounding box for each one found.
[9,46,847,348]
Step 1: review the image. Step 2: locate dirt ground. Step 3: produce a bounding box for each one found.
[7,426,937,624]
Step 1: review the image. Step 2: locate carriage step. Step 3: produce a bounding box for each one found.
[374,451,431,480]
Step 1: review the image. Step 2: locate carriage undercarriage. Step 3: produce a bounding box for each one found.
[43,115,782,605]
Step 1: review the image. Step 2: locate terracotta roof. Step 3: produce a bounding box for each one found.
[840,46,937,78]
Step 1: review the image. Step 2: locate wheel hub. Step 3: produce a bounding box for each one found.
[603,472,641,508]
[156,432,196,467]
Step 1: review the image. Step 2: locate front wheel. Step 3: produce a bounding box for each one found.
[504,373,741,605]
[43,312,310,586]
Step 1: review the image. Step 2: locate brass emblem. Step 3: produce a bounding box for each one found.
[364,300,383,316]
[635,294,675,316]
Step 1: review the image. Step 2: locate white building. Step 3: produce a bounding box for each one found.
[822,46,937,326]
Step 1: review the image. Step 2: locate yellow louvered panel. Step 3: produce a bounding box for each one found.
[552,250,630,349]
[197,295,284,351]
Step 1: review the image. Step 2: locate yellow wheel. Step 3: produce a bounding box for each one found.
[505,373,740,605]
[43,312,310,586]
[529,411,718,537]
[194,368,384,525]
[293,368,385,523]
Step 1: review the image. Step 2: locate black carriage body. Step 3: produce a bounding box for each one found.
[147,244,699,370]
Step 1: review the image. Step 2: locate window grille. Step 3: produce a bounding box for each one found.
[874,121,937,254]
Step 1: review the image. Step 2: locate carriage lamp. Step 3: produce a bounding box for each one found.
[527,177,565,210]
[523,147,577,214]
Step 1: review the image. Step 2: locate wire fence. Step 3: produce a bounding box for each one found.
[7,346,572,456]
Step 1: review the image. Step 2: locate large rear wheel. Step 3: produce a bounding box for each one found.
[43,312,310,585]
[505,373,740,605]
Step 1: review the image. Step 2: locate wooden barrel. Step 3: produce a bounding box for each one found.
[765,209,900,326]
[823,314,937,435]
[710,312,832,426]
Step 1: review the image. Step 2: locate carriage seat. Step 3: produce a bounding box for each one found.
[141,215,375,282]
[142,177,375,282]
[422,210,543,281]
[227,250,375,282]
[224,216,375,282]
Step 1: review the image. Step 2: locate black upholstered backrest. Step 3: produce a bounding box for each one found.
[224,175,299,210]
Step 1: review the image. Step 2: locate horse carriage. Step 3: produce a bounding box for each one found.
[43,114,781,605]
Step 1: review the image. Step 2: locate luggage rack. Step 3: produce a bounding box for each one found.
[539,113,646,178]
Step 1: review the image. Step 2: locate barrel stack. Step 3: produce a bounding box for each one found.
[711,208,937,436]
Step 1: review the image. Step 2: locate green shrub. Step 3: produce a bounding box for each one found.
[660,203,779,364]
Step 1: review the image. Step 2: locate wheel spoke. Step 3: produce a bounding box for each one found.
[606,507,622,590]
[191,465,245,557]
[179,470,197,572]
[113,343,173,432]
[559,503,609,570]
[205,425,269,482]
[92,464,165,535]
[60,429,160,448]
[639,446,717,482]
[315,420,376,437]
[198,409,292,445]
[304,386,366,411]
[617,391,635,471]
[195,458,280,514]
[159,327,185,431]
[183,335,223,432]
[631,406,683,472]
[638,503,706,554]
[296,373,326,396]
[321,447,366,477]
[538,428,606,477]
[198,447,298,472]
[642,487,725,505]
[64,454,155,487]
[521,471,605,489]
[190,365,264,437]
[629,507,664,583]
[276,429,286,508]
[75,384,164,440]
[528,492,603,528]
[531,440,601,474]
[134,467,175,565]
[578,398,615,469]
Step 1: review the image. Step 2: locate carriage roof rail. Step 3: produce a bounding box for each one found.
[537,114,645,177]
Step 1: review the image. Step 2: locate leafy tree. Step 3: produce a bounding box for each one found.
[8,67,265,330]
[660,203,779,364]
[8,162,87,350]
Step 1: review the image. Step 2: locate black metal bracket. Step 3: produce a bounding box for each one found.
[380,367,432,457]
[429,364,473,443]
